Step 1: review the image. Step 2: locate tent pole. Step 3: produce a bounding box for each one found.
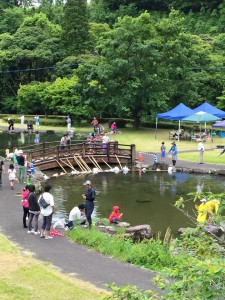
[178,120,181,142]
[155,117,158,140]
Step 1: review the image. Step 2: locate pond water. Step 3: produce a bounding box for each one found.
[46,171,225,235]
[0,131,86,156]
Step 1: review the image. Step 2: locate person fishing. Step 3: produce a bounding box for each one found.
[82,180,95,229]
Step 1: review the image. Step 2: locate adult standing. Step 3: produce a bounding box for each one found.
[168,142,177,169]
[8,118,14,131]
[18,115,25,129]
[60,133,68,151]
[27,185,40,235]
[16,150,26,183]
[82,180,95,229]
[39,184,56,239]
[0,156,6,185]
[67,116,71,131]
[197,139,204,164]
[34,114,40,130]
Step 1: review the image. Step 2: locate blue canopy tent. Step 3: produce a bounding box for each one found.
[156,103,194,139]
[193,102,225,118]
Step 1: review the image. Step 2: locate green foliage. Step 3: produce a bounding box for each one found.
[105,283,155,300]
[62,0,90,55]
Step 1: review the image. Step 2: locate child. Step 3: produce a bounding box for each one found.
[22,186,29,228]
[8,163,17,190]
[160,142,166,162]
[108,206,123,224]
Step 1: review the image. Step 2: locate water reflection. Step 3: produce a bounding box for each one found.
[47,171,225,234]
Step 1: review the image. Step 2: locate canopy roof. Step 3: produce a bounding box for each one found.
[193,102,225,118]
[157,103,194,120]
[182,111,221,123]
[212,120,225,128]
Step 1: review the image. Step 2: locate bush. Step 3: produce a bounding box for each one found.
[2,116,66,126]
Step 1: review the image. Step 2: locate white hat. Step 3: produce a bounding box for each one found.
[83,180,91,185]
[197,139,202,142]
[18,150,23,154]
[200,198,206,202]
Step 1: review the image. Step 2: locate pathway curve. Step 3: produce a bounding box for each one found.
[0,176,160,292]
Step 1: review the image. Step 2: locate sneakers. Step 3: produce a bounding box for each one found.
[45,236,53,240]
[27,230,34,234]
[34,231,40,235]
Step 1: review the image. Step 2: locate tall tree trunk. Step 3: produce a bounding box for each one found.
[132,106,141,129]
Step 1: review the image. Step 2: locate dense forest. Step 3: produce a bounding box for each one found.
[1,0,225,127]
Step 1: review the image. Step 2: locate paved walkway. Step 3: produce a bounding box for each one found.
[0,175,160,292]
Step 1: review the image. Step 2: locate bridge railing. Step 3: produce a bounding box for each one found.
[25,141,136,165]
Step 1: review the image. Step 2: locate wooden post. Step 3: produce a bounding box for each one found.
[131,144,136,164]
[107,142,110,161]
[43,142,45,161]
[56,145,60,161]
[82,142,86,158]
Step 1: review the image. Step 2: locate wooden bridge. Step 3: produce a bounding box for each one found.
[21,140,136,171]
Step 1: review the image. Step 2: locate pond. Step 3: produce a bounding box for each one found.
[0,131,85,156]
[46,170,225,235]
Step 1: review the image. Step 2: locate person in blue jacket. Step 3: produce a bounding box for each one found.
[168,142,177,168]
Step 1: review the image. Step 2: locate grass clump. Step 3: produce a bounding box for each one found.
[0,234,105,300]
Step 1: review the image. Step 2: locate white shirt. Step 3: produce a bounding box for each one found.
[69,206,81,221]
[39,192,54,216]
[102,135,111,143]
[198,142,204,151]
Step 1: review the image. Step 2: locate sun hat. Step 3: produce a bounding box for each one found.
[18,150,23,154]
[200,198,206,202]
[83,180,91,185]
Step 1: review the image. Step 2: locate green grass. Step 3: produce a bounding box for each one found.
[1,117,225,163]
[0,234,105,300]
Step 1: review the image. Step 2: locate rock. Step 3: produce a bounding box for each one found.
[98,226,116,234]
[125,224,153,242]
[116,222,130,227]
[203,225,222,236]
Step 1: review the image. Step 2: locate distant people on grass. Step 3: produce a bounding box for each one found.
[21,185,29,228]
[0,156,6,185]
[82,180,95,229]
[67,116,72,131]
[8,163,17,190]
[65,203,86,230]
[168,142,177,170]
[8,118,14,131]
[34,114,40,130]
[39,184,56,239]
[197,139,204,164]
[18,115,25,129]
[108,206,123,224]
[27,184,40,235]
[110,122,119,134]
[16,149,26,184]
[91,117,98,133]
[160,142,166,162]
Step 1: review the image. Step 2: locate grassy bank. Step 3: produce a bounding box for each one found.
[0,234,105,300]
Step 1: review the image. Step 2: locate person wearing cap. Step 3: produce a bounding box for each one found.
[197,139,204,164]
[8,118,14,131]
[168,142,177,169]
[195,199,208,223]
[82,180,96,228]
[16,149,26,183]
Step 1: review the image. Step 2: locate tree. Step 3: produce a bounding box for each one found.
[76,11,198,128]
[0,12,63,105]
[61,0,90,56]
